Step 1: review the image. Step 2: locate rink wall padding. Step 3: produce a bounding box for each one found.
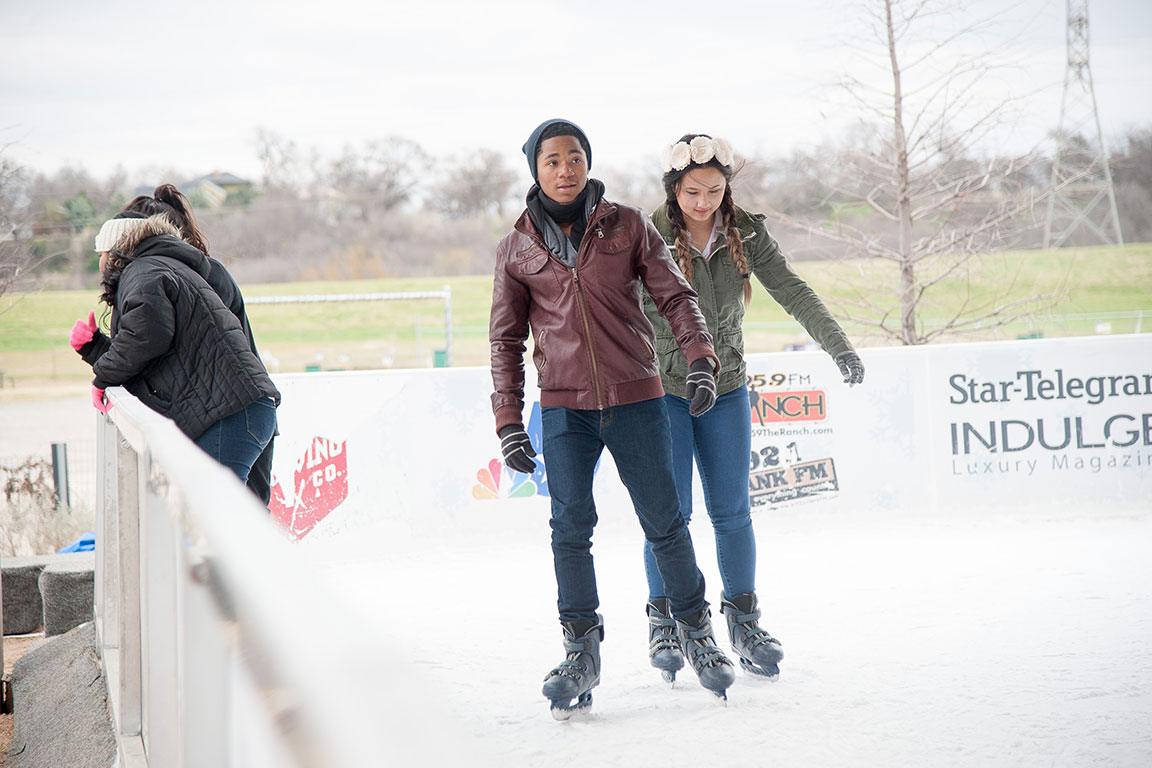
[266,334,1152,542]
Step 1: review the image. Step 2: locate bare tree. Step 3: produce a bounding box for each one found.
[428,149,518,218]
[325,137,430,221]
[776,0,1051,345]
[0,148,60,307]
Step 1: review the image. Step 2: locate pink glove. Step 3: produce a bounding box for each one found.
[70,312,97,351]
[91,385,112,414]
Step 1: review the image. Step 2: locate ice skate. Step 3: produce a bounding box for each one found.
[542,615,603,720]
[676,608,736,700]
[721,592,783,678]
[646,598,685,684]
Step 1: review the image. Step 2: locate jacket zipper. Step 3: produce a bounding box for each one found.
[525,207,610,410]
[571,267,603,409]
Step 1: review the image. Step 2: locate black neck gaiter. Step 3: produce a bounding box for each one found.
[539,186,589,225]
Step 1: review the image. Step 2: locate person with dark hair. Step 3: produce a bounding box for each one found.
[70,185,278,505]
[68,205,279,490]
[640,134,865,681]
[490,118,736,717]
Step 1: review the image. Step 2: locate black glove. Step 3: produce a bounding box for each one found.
[498,425,537,474]
[835,351,865,386]
[685,358,717,417]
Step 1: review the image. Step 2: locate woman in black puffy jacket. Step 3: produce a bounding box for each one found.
[71,209,280,488]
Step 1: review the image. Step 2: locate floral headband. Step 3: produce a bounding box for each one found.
[660,135,734,173]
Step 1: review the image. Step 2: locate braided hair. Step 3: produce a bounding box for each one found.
[662,134,751,304]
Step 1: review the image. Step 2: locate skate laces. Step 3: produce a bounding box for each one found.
[739,620,778,650]
[685,636,730,669]
[649,616,681,654]
[548,657,587,681]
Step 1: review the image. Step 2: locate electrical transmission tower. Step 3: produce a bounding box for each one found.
[1044,0,1123,248]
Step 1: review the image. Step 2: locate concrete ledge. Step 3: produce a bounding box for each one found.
[5,621,115,768]
[38,554,96,637]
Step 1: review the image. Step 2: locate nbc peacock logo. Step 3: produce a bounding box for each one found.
[473,402,550,500]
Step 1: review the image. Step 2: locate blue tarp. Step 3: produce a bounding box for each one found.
[58,532,96,553]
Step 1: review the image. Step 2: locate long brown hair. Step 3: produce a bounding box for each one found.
[663,134,751,304]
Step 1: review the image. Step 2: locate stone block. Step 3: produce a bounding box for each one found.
[1,557,47,636]
[37,553,96,637]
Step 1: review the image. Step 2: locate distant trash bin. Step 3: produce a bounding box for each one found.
[433,349,449,368]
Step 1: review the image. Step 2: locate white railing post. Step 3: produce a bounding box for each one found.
[117,434,142,737]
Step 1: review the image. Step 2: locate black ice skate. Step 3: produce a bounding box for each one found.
[646,598,685,684]
[676,608,736,700]
[721,592,784,678]
[542,615,603,720]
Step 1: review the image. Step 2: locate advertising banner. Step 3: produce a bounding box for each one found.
[268,335,1151,542]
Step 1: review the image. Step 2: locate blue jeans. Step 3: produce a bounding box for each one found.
[542,398,708,622]
[194,397,278,487]
[644,386,756,600]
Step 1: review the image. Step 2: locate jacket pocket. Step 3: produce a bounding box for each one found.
[657,336,687,380]
[719,331,745,374]
[516,252,550,275]
[627,323,656,366]
[533,329,549,386]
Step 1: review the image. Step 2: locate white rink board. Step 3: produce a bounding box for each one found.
[266,334,1152,543]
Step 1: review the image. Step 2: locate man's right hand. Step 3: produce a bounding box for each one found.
[499,425,537,474]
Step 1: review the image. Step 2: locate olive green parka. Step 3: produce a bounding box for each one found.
[642,203,854,398]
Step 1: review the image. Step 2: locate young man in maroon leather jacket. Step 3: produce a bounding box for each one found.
[489,119,737,713]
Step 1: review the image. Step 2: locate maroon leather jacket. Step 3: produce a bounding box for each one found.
[489,199,717,432]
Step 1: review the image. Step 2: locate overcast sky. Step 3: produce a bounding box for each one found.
[2,0,1150,187]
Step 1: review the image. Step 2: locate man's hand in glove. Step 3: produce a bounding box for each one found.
[835,351,865,386]
[498,425,537,474]
[685,358,717,417]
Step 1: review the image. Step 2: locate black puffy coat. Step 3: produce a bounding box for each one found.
[82,215,279,440]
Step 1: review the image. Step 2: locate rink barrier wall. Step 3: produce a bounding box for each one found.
[263,333,1152,550]
[94,389,483,768]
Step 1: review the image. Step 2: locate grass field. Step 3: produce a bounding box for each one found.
[1,243,1149,394]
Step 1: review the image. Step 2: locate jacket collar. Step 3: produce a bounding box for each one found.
[514,198,618,242]
[115,213,211,279]
[650,202,759,250]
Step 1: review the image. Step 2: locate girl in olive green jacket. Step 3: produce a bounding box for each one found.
[641,134,865,682]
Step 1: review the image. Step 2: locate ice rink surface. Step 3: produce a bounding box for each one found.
[307,503,1152,768]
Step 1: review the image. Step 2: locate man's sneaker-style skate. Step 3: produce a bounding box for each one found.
[676,608,736,700]
[646,598,685,684]
[542,614,603,720]
[721,592,784,678]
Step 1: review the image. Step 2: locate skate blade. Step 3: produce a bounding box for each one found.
[710,688,729,704]
[549,692,593,721]
[660,669,676,686]
[740,658,780,679]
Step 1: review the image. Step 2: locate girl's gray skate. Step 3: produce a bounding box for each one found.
[721,592,783,678]
[542,615,603,720]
